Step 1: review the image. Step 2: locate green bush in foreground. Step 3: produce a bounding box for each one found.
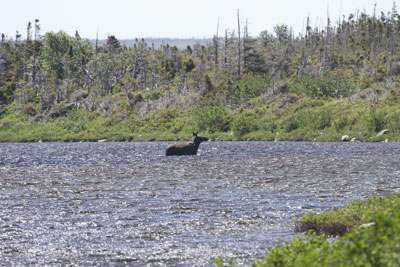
[255,205,400,267]
[216,194,400,267]
[296,194,400,236]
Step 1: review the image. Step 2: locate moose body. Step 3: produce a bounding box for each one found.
[165,133,208,156]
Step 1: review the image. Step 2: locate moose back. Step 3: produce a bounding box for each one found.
[165,133,208,156]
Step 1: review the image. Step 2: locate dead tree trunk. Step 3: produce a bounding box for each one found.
[237,9,241,78]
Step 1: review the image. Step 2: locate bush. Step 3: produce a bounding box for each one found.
[333,116,349,132]
[290,72,353,98]
[57,109,88,133]
[248,194,400,267]
[311,109,332,130]
[150,89,164,100]
[238,73,271,99]
[282,114,301,132]
[388,111,400,134]
[366,106,386,132]
[23,103,37,116]
[191,104,227,133]
[282,109,332,132]
[0,82,16,104]
[296,194,400,236]
[231,113,257,137]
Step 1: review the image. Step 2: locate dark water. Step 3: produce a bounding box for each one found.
[1,141,400,266]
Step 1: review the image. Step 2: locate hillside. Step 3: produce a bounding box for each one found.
[1,8,400,142]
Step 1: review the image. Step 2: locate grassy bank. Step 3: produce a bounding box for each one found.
[216,193,400,267]
[296,194,400,236]
[1,92,400,143]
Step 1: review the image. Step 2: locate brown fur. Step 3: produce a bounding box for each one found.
[165,133,208,156]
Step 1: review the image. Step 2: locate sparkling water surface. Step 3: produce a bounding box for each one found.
[1,141,400,266]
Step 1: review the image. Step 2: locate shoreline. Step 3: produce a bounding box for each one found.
[0,137,396,143]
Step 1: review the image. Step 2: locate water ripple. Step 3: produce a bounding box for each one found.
[1,141,400,265]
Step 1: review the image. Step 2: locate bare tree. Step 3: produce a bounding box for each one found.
[237,9,241,77]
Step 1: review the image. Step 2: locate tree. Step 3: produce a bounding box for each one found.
[243,37,266,74]
[259,30,275,47]
[274,24,289,42]
[106,35,121,52]
[86,49,130,96]
[41,31,74,79]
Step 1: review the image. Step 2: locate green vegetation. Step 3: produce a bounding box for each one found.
[296,194,400,236]
[1,7,400,142]
[3,7,400,267]
[216,193,400,267]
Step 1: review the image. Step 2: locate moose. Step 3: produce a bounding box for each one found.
[165,133,208,156]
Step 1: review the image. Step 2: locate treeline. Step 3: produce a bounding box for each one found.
[88,38,211,50]
[1,6,400,139]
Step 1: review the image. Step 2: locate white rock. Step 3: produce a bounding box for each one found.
[377,129,389,137]
[359,222,376,228]
[341,135,350,142]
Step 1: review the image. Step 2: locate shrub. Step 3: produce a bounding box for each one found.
[388,111,400,134]
[366,106,386,132]
[23,103,37,116]
[57,110,88,133]
[238,73,272,99]
[333,116,349,132]
[290,72,353,98]
[282,114,300,132]
[282,109,331,132]
[0,82,16,104]
[191,104,227,133]
[296,194,400,236]
[313,109,332,130]
[127,92,144,106]
[231,113,257,137]
[150,89,164,100]
[248,194,400,267]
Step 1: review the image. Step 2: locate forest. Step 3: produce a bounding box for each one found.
[1,6,400,142]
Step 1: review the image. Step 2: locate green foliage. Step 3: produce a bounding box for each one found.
[215,257,236,267]
[282,109,332,132]
[23,103,37,116]
[183,57,195,73]
[237,73,271,98]
[274,24,289,42]
[86,49,130,95]
[387,110,400,134]
[242,193,400,267]
[191,104,227,133]
[106,35,122,51]
[259,30,275,46]
[41,31,74,79]
[297,194,400,236]
[312,109,332,130]
[366,106,386,132]
[150,89,164,100]
[3,9,400,142]
[40,31,92,80]
[56,109,88,133]
[0,82,16,104]
[257,233,331,267]
[333,116,349,132]
[290,72,353,98]
[231,112,258,138]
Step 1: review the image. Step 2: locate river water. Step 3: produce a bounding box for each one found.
[1,141,400,266]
